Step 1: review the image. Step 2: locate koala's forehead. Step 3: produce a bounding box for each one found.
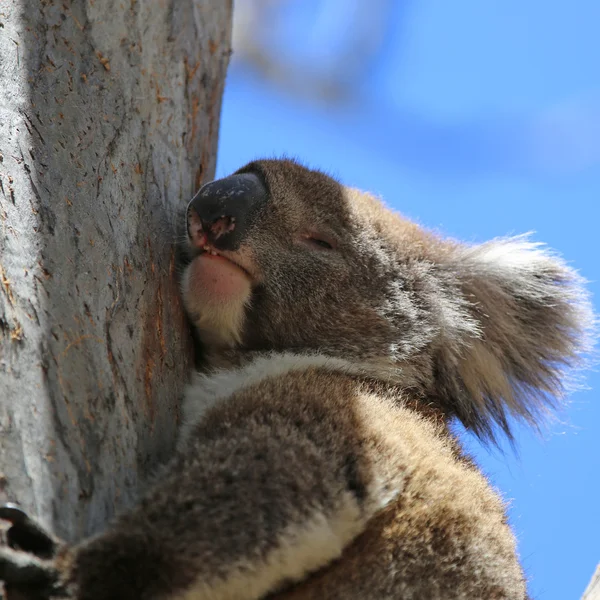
[237,159,351,223]
[235,159,435,255]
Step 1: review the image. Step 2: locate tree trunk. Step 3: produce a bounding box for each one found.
[0,0,232,542]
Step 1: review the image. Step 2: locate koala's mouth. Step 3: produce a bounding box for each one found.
[196,243,253,279]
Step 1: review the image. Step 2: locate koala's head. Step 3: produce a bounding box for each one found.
[182,158,593,441]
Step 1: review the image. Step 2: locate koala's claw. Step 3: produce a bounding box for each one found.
[0,505,28,524]
[0,505,58,560]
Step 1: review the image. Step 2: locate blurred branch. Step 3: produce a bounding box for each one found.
[232,0,395,103]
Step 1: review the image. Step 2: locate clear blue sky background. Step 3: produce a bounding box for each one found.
[216,2,599,598]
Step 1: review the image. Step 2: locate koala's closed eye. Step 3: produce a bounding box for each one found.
[300,234,337,251]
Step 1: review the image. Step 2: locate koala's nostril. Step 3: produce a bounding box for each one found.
[187,172,267,251]
[210,215,236,240]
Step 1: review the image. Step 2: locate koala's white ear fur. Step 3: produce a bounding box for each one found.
[436,235,595,442]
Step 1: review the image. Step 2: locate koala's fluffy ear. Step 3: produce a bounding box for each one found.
[435,236,595,443]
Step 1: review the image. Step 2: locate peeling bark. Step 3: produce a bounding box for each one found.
[0,0,232,541]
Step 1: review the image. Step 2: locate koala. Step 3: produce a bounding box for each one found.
[0,158,593,599]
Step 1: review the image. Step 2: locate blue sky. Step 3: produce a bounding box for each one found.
[216,2,599,598]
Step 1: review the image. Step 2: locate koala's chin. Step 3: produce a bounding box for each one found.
[182,254,252,348]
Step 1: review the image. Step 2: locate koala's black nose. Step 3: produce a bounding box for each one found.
[187,172,268,251]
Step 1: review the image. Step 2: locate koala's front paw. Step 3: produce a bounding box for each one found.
[0,505,68,600]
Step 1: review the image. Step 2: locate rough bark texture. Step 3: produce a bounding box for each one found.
[0,0,232,542]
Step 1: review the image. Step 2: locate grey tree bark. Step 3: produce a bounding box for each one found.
[0,0,232,542]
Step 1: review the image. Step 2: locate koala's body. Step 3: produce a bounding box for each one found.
[0,159,593,600]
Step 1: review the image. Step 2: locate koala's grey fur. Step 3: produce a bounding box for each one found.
[0,159,594,600]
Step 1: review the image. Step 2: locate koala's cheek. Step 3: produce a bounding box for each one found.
[187,254,252,301]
